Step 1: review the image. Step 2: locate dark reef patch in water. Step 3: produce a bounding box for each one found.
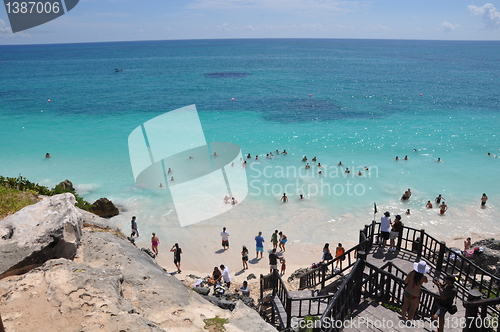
[204,72,250,79]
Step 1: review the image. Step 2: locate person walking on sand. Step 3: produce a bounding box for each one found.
[151,233,159,255]
[271,230,279,250]
[255,231,265,259]
[131,216,139,237]
[269,248,278,273]
[401,261,429,321]
[241,246,249,270]
[439,202,448,215]
[481,193,488,207]
[220,227,230,250]
[335,243,345,269]
[170,243,182,273]
[278,231,287,252]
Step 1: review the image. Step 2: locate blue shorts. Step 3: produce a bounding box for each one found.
[256,246,264,252]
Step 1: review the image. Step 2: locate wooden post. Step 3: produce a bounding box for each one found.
[260,274,264,300]
[435,241,446,277]
[463,290,482,332]
[286,296,292,329]
[416,229,425,262]
[396,226,403,251]
[321,263,326,289]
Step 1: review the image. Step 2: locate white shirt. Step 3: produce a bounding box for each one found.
[381,216,391,232]
[221,267,231,283]
[220,231,230,241]
[239,285,250,297]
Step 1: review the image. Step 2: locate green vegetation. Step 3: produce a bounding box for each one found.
[203,316,229,332]
[297,315,320,332]
[0,185,40,219]
[0,175,91,216]
[381,302,402,313]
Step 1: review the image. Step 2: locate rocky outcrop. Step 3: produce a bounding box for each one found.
[89,197,119,218]
[56,179,75,192]
[0,193,82,278]
[0,194,277,331]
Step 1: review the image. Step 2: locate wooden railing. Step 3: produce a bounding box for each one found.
[362,261,440,319]
[463,297,500,332]
[263,221,500,331]
[299,240,369,290]
[318,259,365,332]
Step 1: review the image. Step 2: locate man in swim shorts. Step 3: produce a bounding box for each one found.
[220,227,230,250]
[255,231,265,259]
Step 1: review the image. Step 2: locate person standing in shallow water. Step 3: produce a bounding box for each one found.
[481,193,488,207]
[151,232,159,255]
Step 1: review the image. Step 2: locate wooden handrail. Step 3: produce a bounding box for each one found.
[464,297,500,308]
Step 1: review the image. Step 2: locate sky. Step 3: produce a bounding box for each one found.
[0,0,500,44]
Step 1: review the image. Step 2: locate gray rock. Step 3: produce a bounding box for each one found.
[226,301,278,332]
[56,179,75,192]
[78,208,116,229]
[194,287,210,296]
[89,197,119,218]
[218,299,236,310]
[0,193,82,278]
[247,273,257,280]
[141,247,156,259]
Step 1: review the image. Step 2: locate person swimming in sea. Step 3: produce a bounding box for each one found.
[305,163,311,169]
[302,156,308,162]
[358,171,362,176]
[45,153,51,158]
[312,157,317,162]
[345,167,350,173]
[281,193,288,203]
[299,194,305,200]
[338,161,343,166]
[426,201,433,208]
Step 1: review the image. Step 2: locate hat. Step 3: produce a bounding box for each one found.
[413,261,430,274]
[445,275,457,282]
[384,211,390,217]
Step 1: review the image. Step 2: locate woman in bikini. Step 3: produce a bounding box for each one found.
[402,261,429,321]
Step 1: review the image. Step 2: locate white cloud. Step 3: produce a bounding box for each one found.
[217,23,230,31]
[189,0,365,15]
[441,21,458,33]
[468,3,500,30]
[365,24,390,31]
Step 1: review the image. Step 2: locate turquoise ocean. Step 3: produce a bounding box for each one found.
[1,39,500,251]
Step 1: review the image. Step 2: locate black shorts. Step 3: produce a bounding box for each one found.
[222,240,229,246]
[242,256,248,261]
[174,258,180,264]
[481,201,486,206]
[381,231,390,240]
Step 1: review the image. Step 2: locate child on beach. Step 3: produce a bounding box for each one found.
[280,257,286,276]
